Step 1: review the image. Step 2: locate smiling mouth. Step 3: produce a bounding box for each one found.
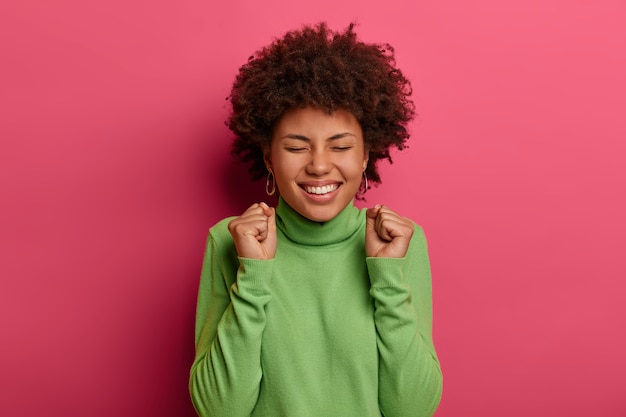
[302,184,340,195]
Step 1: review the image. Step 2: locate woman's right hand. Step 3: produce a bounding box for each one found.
[227,202,277,260]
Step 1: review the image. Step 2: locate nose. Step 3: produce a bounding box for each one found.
[306,149,332,175]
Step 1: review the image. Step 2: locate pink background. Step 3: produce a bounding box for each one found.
[1,0,625,416]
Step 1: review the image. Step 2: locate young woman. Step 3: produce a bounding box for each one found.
[190,22,442,417]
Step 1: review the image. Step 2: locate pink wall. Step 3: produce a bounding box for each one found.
[1,0,625,416]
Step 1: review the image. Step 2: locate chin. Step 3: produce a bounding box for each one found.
[298,203,345,223]
[305,213,335,223]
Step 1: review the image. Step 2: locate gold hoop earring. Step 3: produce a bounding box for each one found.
[266,170,276,196]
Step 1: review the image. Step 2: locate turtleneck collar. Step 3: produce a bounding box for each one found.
[275,197,364,246]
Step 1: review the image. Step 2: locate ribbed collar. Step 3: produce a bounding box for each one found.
[275,197,364,246]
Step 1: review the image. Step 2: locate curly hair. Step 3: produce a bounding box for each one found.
[228,22,415,187]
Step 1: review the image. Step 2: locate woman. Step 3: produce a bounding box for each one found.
[190,22,442,417]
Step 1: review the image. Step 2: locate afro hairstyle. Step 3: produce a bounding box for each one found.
[228,22,415,188]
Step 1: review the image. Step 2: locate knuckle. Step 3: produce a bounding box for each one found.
[227,218,239,232]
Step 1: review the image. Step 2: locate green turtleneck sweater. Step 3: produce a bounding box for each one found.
[190,198,442,417]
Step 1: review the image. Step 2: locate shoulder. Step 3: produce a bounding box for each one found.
[409,222,428,250]
[379,218,427,265]
[205,216,237,256]
[411,222,427,241]
[209,216,237,240]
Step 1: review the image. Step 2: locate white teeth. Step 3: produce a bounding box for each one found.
[304,184,339,195]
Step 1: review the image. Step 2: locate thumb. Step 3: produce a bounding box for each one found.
[262,205,277,258]
[266,206,276,235]
[365,205,382,237]
[259,203,276,231]
[366,205,381,223]
[260,203,276,241]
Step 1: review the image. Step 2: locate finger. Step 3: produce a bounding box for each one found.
[255,205,275,242]
[374,208,413,241]
[366,205,382,231]
[265,206,276,234]
[259,202,273,217]
[229,211,270,233]
[375,217,395,242]
[375,206,412,228]
[254,203,275,241]
[366,205,382,220]
[375,205,403,221]
[240,203,265,217]
[236,204,273,225]
[230,210,271,225]
[374,206,393,241]
[377,217,412,241]
[230,219,268,239]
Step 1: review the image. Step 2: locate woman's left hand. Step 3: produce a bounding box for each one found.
[365,205,414,258]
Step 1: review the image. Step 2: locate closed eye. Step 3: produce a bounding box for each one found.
[285,147,308,153]
[331,146,353,151]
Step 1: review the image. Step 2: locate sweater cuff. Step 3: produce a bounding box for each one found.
[236,257,275,292]
[366,257,406,288]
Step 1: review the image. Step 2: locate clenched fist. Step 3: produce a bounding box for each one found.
[228,202,277,260]
[365,205,414,258]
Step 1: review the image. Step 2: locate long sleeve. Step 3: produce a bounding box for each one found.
[189,227,274,417]
[366,225,443,417]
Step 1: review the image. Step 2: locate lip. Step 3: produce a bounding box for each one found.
[298,181,342,203]
[297,180,342,187]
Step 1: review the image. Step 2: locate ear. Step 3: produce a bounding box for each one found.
[362,148,370,172]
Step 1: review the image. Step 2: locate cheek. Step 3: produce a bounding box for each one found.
[339,156,368,179]
[353,153,369,172]
[270,153,300,182]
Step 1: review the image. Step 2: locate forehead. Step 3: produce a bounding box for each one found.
[273,106,362,139]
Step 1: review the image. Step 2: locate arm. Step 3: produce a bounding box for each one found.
[366,207,442,416]
[189,228,274,417]
[368,226,442,416]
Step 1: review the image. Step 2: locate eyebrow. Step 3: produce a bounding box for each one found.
[280,133,356,142]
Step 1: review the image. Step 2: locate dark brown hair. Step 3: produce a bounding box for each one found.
[228,22,415,187]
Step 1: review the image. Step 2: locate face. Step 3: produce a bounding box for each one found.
[266,106,369,222]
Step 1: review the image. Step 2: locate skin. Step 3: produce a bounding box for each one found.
[228,106,414,260]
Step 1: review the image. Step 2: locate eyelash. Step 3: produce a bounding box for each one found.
[285,146,353,152]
